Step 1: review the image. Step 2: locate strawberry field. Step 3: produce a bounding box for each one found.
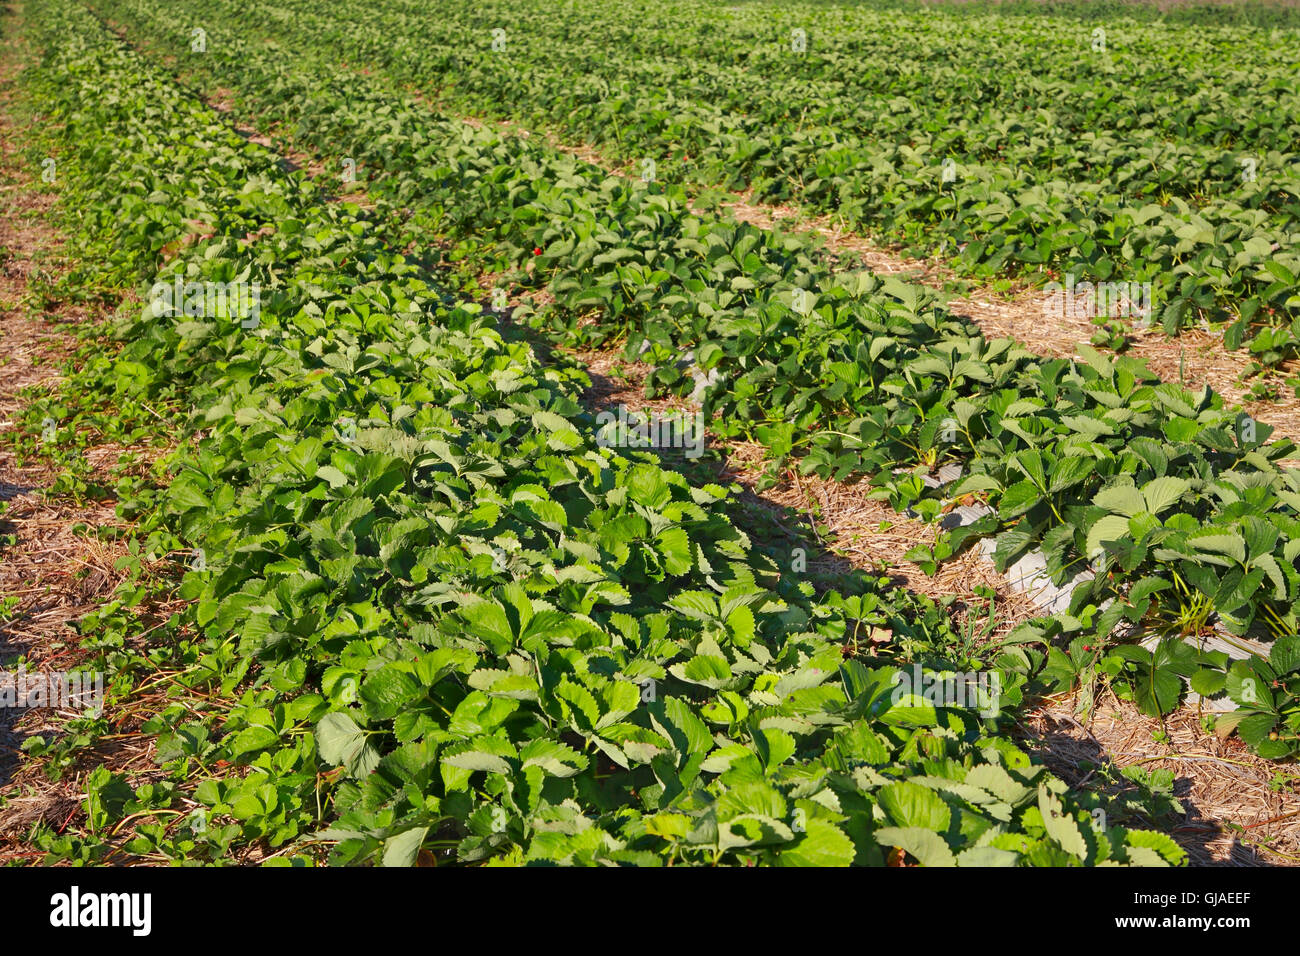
[1,0,1299,870]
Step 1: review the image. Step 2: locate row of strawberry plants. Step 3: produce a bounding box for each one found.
[19,0,1182,866]
[885,0,1300,29]
[275,0,1300,200]
[190,0,1300,367]
[94,0,1300,756]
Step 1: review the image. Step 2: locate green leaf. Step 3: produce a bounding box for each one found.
[1140,476,1189,516]
[1189,532,1246,564]
[315,711,380,776]
[657,696,714,756]
[285,437,324,477]
[1049,456,1096,494]
[873,827,956,867]
[315,465,349,488]
[1125,829,1186,866]
[999,480,1041,517]
[1037,786,1088,860]
[228,725,278,757]
[1087,514,1133,559]
[666,591,719,621]
[1094,483,1145,517]
[520,739,589,777]
[675,654,733,688]
[1271,635,1300,675]
[1190,668,1227,698]
[776,819,856,867]
[382,827,428,867]
[878,781,951,830]
[957,846,1019,866]
[1131,660,1184,716]
[1237,712,1277,747]
[1010,449,1048,491]
[443,749,513,775]
[459,600,515,651]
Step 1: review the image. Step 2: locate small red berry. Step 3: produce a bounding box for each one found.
[533,247,542,256]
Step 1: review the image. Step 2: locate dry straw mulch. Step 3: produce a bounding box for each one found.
[0,32,168,853]
[1022,698,1300,866]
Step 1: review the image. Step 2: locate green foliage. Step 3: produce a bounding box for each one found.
[126,0,1300,366]
[16,0,1191,865]
[83,0,1300,718]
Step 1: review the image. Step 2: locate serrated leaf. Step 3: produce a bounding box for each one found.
[873,826,956,867]
[1037,786,1088,860]
[776,819,856,867]
[382,827,428,867]
[1141,476,1189,516]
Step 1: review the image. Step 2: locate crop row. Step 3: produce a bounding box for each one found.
[152,0,1300,367]
[269,0,1300,199]
[18,0,1194,866]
